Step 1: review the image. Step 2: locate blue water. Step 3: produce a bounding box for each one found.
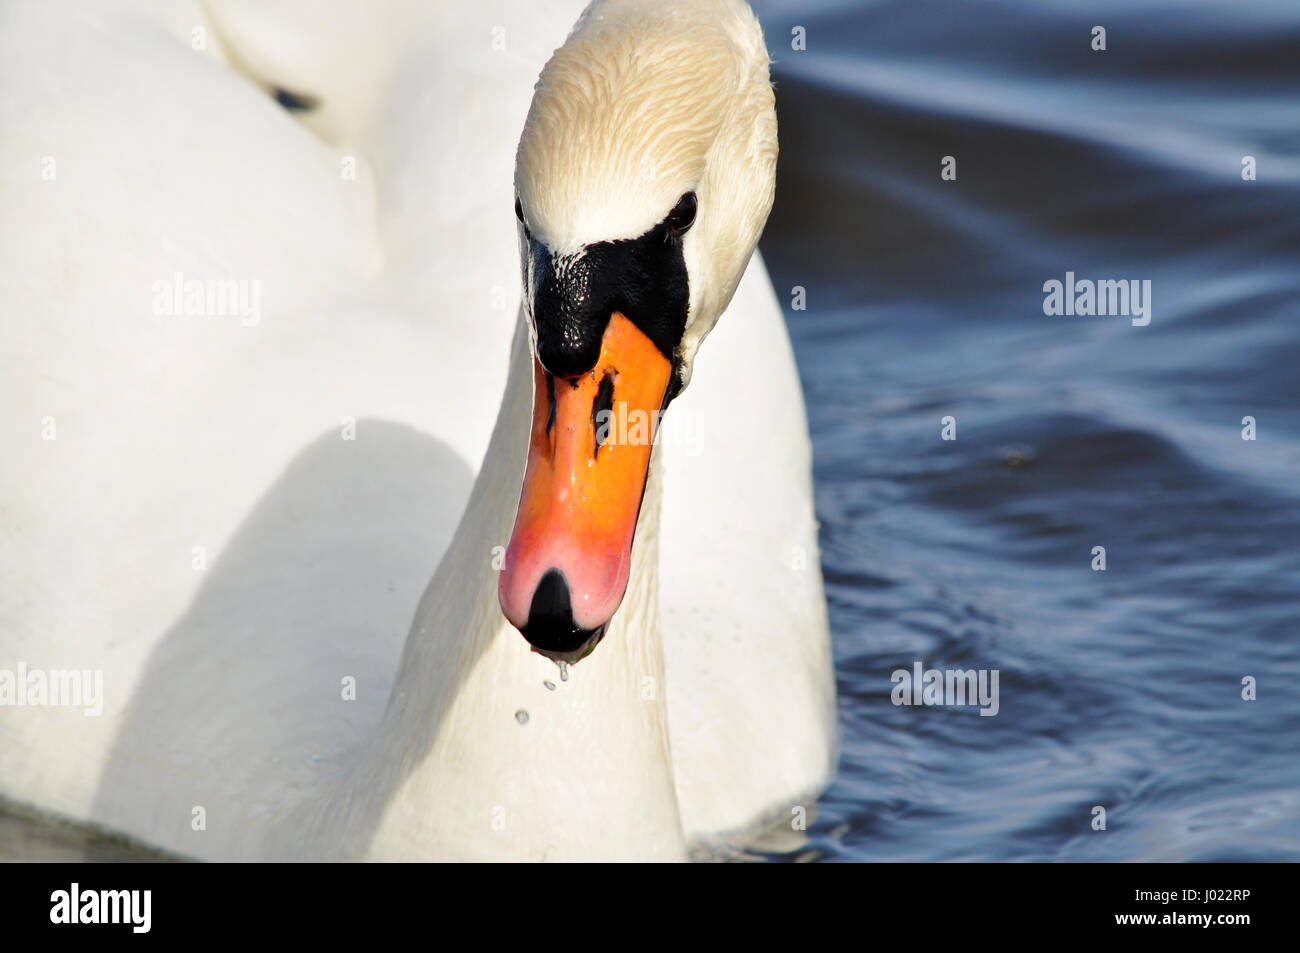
[751,0,1300,861]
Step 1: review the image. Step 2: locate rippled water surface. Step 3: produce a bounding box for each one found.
[752,0,1300,861]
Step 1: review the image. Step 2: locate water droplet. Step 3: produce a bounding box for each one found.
[543,680,556,691]
[559,660,569,682]
[515,709,529,725]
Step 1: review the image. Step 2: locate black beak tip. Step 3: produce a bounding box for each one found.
[520,568,609,664]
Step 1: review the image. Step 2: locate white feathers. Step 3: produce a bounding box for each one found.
[516,0,778,366]
[0,0,833,861]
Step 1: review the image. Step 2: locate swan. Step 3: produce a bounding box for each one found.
[0,0,835,860]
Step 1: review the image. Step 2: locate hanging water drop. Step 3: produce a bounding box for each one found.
[559,660,569,682]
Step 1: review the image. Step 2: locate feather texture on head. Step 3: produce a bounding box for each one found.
[514,0,777,382]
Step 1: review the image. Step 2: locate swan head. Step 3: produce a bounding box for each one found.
[498,0,777,663]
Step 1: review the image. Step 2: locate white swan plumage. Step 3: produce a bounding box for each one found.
[0,0,836,860]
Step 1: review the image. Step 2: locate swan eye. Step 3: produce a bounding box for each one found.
[666,192,697,234]
[514,197,525,224]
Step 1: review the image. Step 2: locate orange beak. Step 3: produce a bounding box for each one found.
[498,312,673,660]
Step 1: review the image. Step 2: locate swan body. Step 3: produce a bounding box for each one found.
[0,0,835,860]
